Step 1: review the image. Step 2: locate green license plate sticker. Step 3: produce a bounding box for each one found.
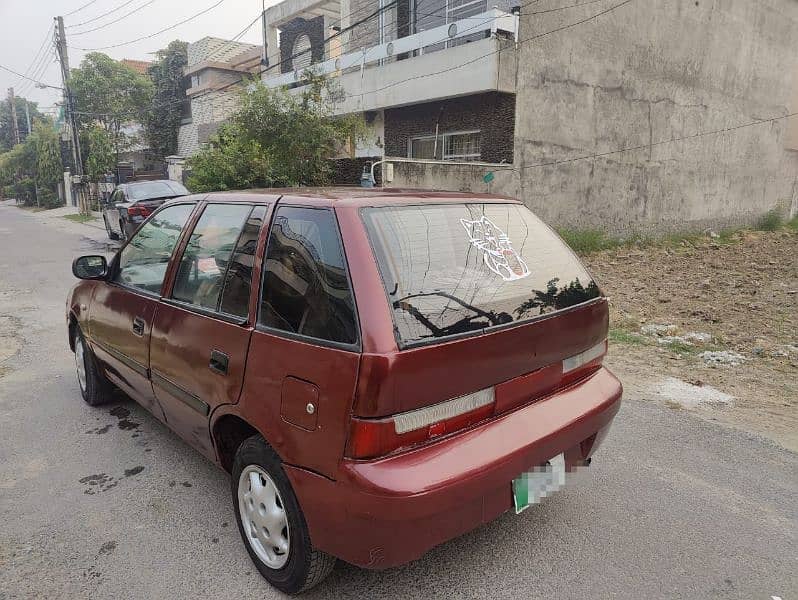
[512,453,566,514]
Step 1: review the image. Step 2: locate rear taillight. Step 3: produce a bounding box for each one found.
[126,206,151,217]
[561,339,607,386]
[346,388,496,459]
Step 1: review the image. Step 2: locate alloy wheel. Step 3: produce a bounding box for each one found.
[237,465,291,569]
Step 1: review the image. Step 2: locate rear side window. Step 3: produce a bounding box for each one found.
[219,205,268,317]
[172,204,253,313]
[259,206,357,346]
[361,203,600,347]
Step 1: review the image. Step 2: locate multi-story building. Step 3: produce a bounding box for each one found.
[177,37,263,158]
[261,0,520,177]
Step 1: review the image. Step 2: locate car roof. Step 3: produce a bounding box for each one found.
[121,179,183,187]
[185,187,520,208]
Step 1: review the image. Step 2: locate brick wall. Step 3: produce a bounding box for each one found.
[330,157,382,185]
[384,92,515,163]
[279,16,326,73]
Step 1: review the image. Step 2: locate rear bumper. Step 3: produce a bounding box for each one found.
[285,367,622,569]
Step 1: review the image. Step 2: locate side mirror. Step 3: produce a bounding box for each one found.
[72,255,108,280]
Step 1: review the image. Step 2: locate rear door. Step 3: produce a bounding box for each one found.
[149,202,271,459]
[242,204,361,478]
[89,202,197,415]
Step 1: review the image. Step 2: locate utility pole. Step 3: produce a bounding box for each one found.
[261,0,269,67]
[24,100,32,139]
[54,15,86,212]
[7,87,20,145]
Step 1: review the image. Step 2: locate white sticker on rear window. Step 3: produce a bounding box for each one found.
[460,216,530,282]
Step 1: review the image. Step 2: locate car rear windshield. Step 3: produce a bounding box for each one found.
[361,203,600,347]
[127,181,189,201]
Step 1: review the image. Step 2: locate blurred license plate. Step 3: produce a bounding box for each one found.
[512,453,566,514]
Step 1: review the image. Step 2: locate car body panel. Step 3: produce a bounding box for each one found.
[87,284,163,417]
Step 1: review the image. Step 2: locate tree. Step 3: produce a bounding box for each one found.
[31,122,63,207]
[0,121,63,207]
[187,74,365,192]
[0,97,46,152]
[144,40,188,159]
[84,125,115,181]
[69,52,153,157]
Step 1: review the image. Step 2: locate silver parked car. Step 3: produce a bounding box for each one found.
[102,180,189,240]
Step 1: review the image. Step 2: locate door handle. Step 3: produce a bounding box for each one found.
[132,317,145,336]
[209,350,229,375]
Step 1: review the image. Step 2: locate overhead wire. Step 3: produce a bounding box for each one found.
[69,0,160,36]
[66,0,143,28]
[70,0,229,51]
[64,0,101,17]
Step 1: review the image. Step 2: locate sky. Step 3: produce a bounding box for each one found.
[0,0,279,114]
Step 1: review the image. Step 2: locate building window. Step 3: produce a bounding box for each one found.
[292,34,313,70]
[409,131,481,161]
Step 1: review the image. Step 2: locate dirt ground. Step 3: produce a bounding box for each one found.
[584,228,798,452]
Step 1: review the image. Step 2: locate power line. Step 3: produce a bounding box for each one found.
[70,0,228,51]
[69,0,159,36]
[15,27,54,85]
[66,0,141,28]
[0,62,61,89]
[65,0,102,17]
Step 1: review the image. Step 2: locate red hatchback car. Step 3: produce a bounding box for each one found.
[67,189,621,594]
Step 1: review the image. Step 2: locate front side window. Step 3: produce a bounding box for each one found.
[362,203,600,347]
[114,203,195,294]
[172,204,254,313]
[259,207,357,346]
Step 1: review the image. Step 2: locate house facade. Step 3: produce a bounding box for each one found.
[177,37,263,158]
[261,0,519,181]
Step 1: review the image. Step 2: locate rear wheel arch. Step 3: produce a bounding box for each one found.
[212,413,265,473]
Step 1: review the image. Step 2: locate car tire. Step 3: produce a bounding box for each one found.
[73,327,113,407]
[104,215,119,240]
[231,435,335,595]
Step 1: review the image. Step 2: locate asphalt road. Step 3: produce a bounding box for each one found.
[0,202,796,600]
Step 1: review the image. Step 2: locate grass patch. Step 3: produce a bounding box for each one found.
[755,209,784,232]
[608,328,647,345]
[557,228,623,254]
[63,213,96,224]
[787,215,798,232]
[661,340,698,356]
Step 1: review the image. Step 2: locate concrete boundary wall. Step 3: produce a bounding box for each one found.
[512,0,798,235]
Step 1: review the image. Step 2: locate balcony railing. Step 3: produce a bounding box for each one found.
[263,8,518,89]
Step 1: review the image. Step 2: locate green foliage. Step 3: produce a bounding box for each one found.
[70,52,153,149]
[31,123,63,197]
[787,215,798,232]
[187,74,366,191]
[0,122,63,207]
[84,125,115,181]
[145,40,188,159]
[186,125,273,192]
[755,209,784,231]
[0,97,46,152]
